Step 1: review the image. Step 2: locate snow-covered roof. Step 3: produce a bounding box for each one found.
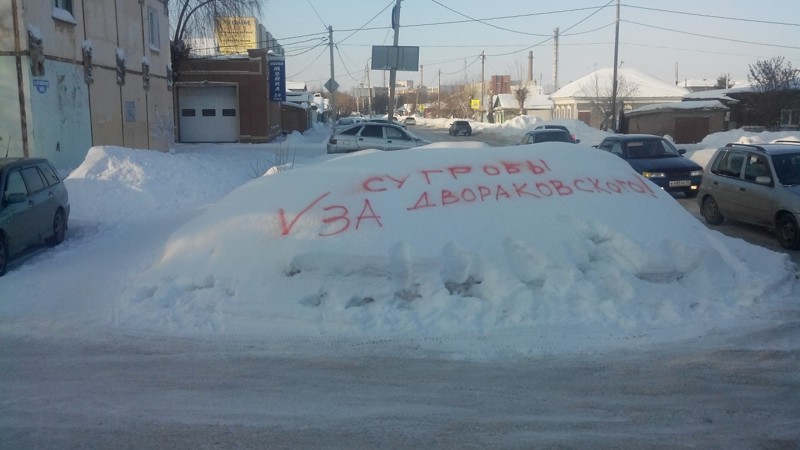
[286,81,308,92]
[626,100,728,116]
[492,93,553,110]
[551,67,688,99]
[683,86,753,101]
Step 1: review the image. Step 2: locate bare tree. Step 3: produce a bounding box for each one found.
[587,71,639,130]
[748,56,798,92]
[746,57,800,128]
[513,84,530,116]
[169,0,263,80]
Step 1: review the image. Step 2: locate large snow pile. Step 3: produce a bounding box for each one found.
[116,143,795,345]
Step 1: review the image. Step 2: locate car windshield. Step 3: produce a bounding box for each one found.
[772,152,800,186]
[534,131,571,143]
[624,139,680,159]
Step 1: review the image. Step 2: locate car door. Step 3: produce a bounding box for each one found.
[709,150,748,220]
[20,165,53,237]
[1,168,38,254]
[357,124,386,150]
[736,153,774,226]
[384,126,414,150]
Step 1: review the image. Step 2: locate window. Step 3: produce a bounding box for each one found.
[4,171,27,199]
[54,0,73,14]
[20,167,46,194]
[744,154,770,182]
[38,162,61,186]
[780,109,800,129]
[181,109,196,117]
[147,6,160,50]
[360,125,383,138]
[222,109,236,117]
[52,0,76,24]
[385,127,408,140]
[202,109,216,117]
[718,151,746,178]
[341,126,361,136]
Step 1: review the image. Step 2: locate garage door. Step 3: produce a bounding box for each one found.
[178,85,239,143]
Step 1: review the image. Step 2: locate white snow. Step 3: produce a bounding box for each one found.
[1,121,798,359]
[552,67,689,99]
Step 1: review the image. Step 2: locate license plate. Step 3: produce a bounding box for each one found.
[669,180,691,187]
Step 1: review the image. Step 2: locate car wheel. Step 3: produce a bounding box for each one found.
[46,209,66,246]
[684,189,699,199]
[700,196,724,225]
[775,214,800,250]
[0,235,7,276]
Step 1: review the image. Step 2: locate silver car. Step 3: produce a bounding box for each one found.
[698,141,800,249]
[327,122,428,154]
[0,157,70,275]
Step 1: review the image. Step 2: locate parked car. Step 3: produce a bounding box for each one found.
[449,120,472,136]
[521,129,579,144]
[698,141,800,250]
[403,116,417,126]
[1,157,70,276]
[595,134,703,198]
[364,118,406,128]
[534,124,578,142]
[334,116,364,131]
[327,123,429,154]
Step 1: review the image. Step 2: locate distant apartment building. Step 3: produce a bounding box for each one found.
[491,75,511,94]
[0,0,174,169]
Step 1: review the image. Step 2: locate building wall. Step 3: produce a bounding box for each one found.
[0,0,173,171]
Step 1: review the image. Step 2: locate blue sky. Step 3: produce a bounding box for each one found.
[260,0,800,93]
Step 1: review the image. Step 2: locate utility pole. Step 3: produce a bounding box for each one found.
[366,63,373,115]
[480,51,485,121]
[528,51,534,83]
[610,0,620,131]
[387,0,402,119]
[437,69,441,119]
[552,28,559,90]
[328,25,336,120]
[416,64,423,115]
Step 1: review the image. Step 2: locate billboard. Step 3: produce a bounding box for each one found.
[371,46,419,71]
[216,17,258,54]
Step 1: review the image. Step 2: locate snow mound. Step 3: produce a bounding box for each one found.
[117,144,795,342]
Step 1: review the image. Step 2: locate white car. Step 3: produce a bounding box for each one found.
[327,123,429,154]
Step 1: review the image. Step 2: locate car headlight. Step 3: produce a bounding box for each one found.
[642,171,666,178]
[690,170,703,177]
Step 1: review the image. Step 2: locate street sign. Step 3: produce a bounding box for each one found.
[324,78,339,93]
[470,99,480,110]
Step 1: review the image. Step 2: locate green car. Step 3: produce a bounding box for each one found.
[0,158,70,276]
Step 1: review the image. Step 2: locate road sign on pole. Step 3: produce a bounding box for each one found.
[324,78,339,93]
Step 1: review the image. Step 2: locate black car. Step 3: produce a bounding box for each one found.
[595,134,703,198]
[1,157,70,275]
[449,120,472,136]
[534,124,578,142]
[521,129,579,144]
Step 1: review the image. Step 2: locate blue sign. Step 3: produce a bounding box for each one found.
[268,59,286,102]
[32,79,49,94]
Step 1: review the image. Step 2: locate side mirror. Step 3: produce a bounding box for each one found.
[678,149,687,155]
[755,175,772,186]
[574,138,581,144]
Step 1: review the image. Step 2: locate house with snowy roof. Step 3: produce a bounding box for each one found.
[0,0,173,169]
[549,67,688,131]
[490,90,553,123]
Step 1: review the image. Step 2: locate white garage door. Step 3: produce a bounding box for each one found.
[178,85,239,143]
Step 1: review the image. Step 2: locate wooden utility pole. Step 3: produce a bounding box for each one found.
[328,25,336,120]
[610,0,621,131]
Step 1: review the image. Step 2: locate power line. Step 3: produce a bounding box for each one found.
[623,4,800,27]
[623,19,800,50]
